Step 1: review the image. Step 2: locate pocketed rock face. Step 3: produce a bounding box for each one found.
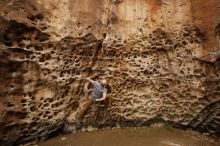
[0,0,220,145]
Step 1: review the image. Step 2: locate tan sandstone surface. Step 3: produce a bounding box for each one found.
[0,0,220,145]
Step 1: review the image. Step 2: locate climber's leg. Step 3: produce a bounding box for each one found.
[105,94,112,108]
[77,96,93,119]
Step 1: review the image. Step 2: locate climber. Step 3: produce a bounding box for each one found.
[77,77,112,119]
[87,77,108,102]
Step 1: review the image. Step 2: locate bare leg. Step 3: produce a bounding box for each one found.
[77,96,93,120]
[105,94,112,108]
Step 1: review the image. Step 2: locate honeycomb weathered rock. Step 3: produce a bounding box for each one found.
[0,0,220,145]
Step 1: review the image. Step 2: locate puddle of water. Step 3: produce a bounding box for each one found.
[38,127,220,146]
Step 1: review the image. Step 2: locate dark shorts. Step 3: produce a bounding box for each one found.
[92,96,99,103]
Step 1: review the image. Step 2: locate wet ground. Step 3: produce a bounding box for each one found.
[39,127,220,146]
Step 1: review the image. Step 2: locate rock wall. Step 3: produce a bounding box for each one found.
[0,0,220,145]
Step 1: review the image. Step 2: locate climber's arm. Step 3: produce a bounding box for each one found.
[86,77,95,85]
[96,93,107,102]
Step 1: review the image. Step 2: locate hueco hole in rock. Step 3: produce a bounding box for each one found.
[0,0,220,146]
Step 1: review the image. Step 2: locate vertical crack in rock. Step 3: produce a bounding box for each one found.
[66,37,106,121]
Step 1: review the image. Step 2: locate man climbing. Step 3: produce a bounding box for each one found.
[77,77,111,119]
[87,77,108,102]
